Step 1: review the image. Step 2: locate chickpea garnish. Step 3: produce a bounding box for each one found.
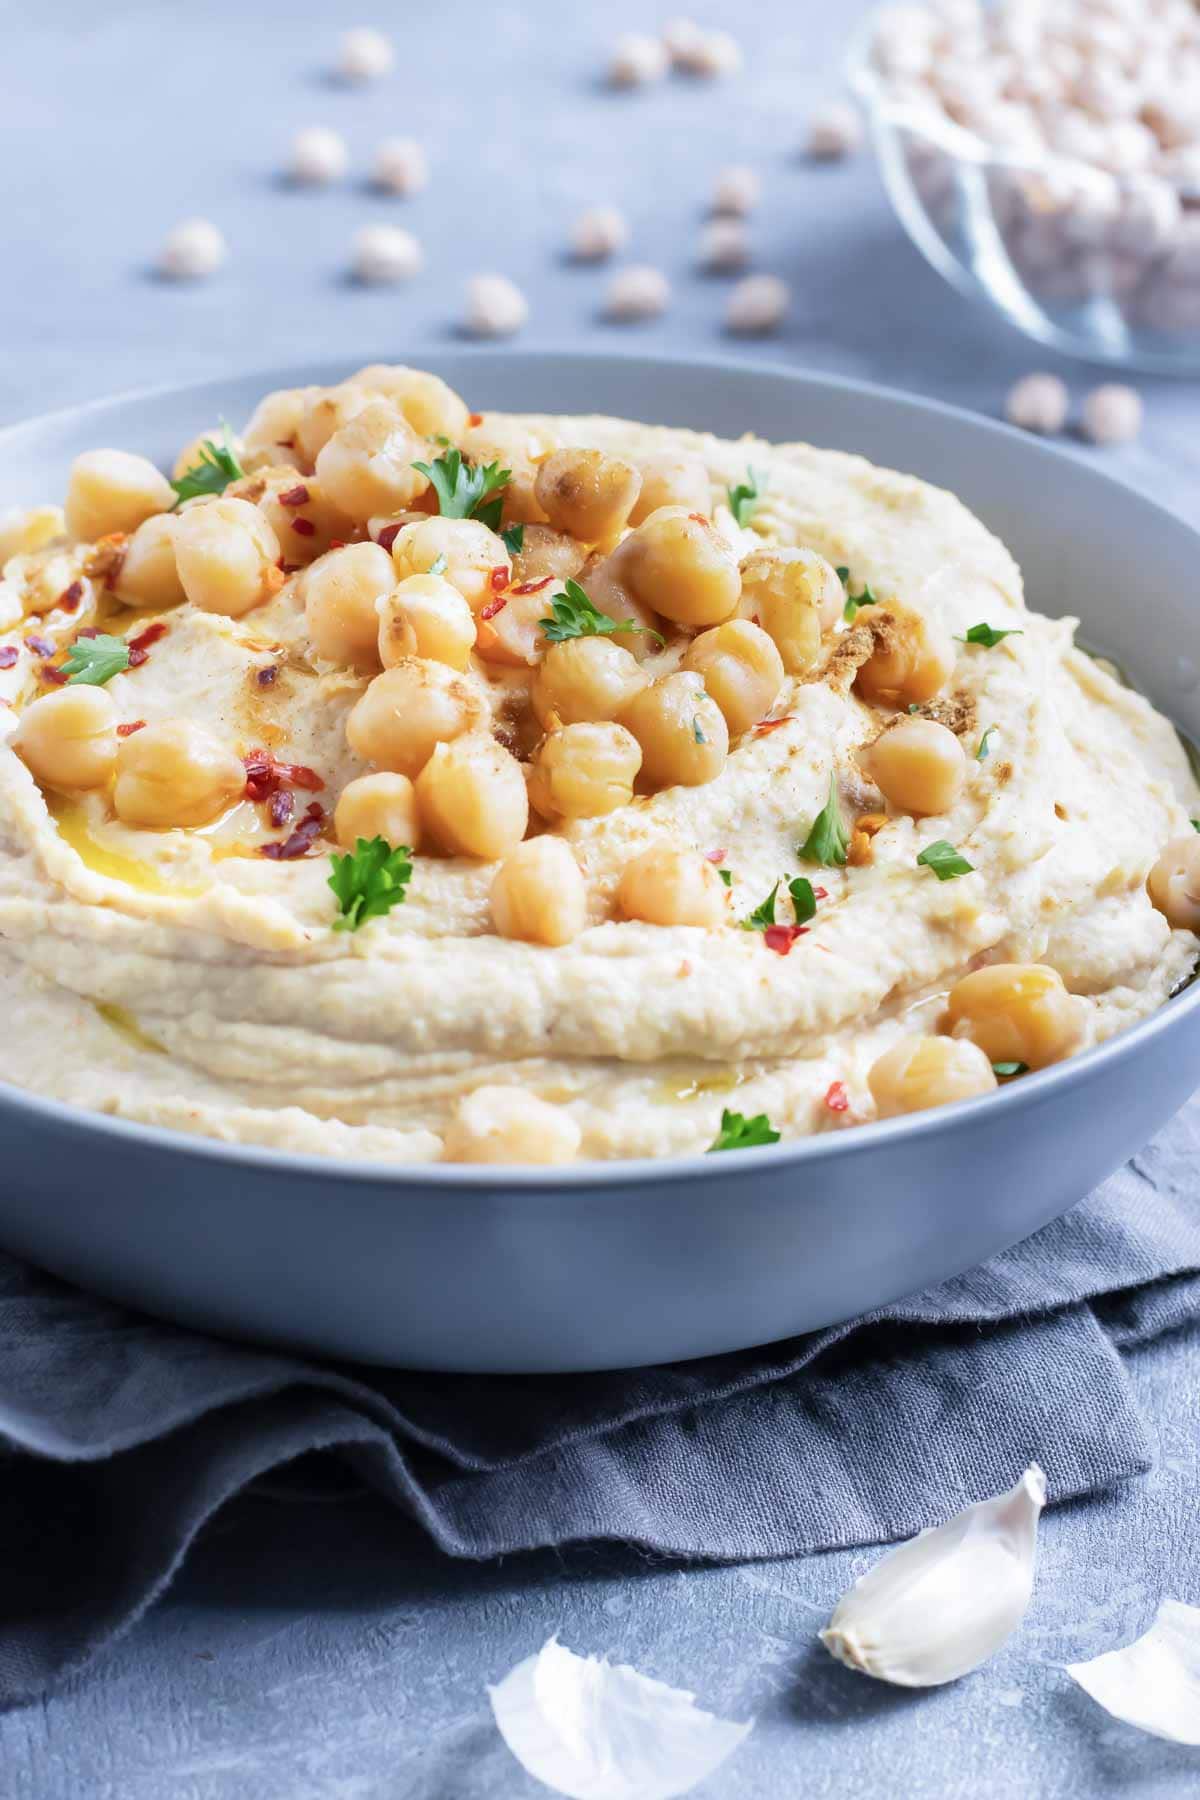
[415,734,528,859]
[533,449,643,546]
[629,452,710,525]
[474,583,559,668]
[527,721,642,821]
[617,845,729,928]
[577,543,665,662]
[945,964,1084,1072]
[113,720,246,829]
[344,364,469,442]
[868,1035,997,1119]
[64,450,175,543]
[378,575,476,671]
[459,418,553,525]
[491,836,588,946]
[621,508,741,627]
[345,659,487,777]
[857,717,967,817]
[510,525,587,588]
[389,517,510,611]
[241,385,318,470]
[301,542,394,670]
[118,513,185,609]
[314,399,428,524]
[622,672,729,788]
[738,546,840,669]
[1147,835,1200,932]
[532,636,648,729]
[856,602,956,709]
[334,772,421,852]
[14,686,118,792]
[443,1086,582,1165]
[250,469,352,564]
[173,497,282,619]
[681,619,784,738]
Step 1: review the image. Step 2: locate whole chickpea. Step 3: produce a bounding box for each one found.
[241,385,318,470]
[334,771,421,851]
[578,543,664,662]
[527,721,642,821]
[172,430,232,483]
[173,497,282,618]
[415,734,528,859]
[739,546,841,668]
[868,1034,998,1119]
[474,583,556,668]
[443,1085,582,1165]
[113,720,246,828]
[856,602,956,709]
[622,509,741,627]
[346,658,486,776]
[459,418,553,526]
[510,525,587,588]
[345,364,469,441]
[681,619,784,737]
[858,717,967,816]
[249,469,353,565]
[1147,835,1200,932]
[532,636,648,729]
[118,513,185,609]
[389,516,509,610]
[314,399,428,523]
[946,963,1084,1071]
[617,845,729,928]
[490,836,588,946]
[294,383,371,466]
[14,686,118,792]
[301,542,394,669]
[64,450,175,543]
[622,671,729,788]
[629,452,710,525]
[378,574,476,671]
[533,449,643,546]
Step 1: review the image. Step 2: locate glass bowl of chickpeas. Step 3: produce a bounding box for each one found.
[850,1,1200,372]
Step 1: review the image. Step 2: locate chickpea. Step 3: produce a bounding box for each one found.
[945,963,1084,1071]
[856,602,956,709]
[617,845,729,928]
[346,658,486,776]
[173,497,282,618]
[379,574,476,671]
[248,469,352,565]
[738,546,839,670]
[527,721,642,821]
[416,734,528,859]
[473,583,556,668]
[300,542,393,670]
[118,513,185,609]
[490,836,588,946]
[241,385,318,470]
[113,720,246,828]
[0,505,64,567]
[64,450,175,543]
[868,1035,997,1119]
[578,542,664,662]
[858,717,966,817]
[510,524,587,587]
[344,364,469,441]
[295,383,371,466]
[1147,835,1200,932]
[532,636,648,729]
[629,451,710,525]
[622,672,729,789]
[622,508,741,627]
[172,429,229,483]
[443,1085,582,1165]
[314,400,428,524]
[334,771,420,851]
[389,516,509,611]
[533,449,642,546]
[14,686,117,792]
[459,418,553,526]
[681,619,784,738]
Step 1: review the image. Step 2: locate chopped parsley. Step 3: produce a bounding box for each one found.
[693,717,708,745]
[1192,819,1200,833]
[61,633,131,686]
[741,880,781,932]
[717,867,733,888]
[727,466,765,528]
[741,874,816,930]
[539,578,664,647]
[975,724,998,762]
[428,554,448,576]
[958,622,1023,649]
[412,448,511,530]
[837,565,879,623]
[328,836,413,932]
[916,839,975,880]
[501,523,525,557]
[708,1107,781,1152]
[992,1060,1028,1078]
[798,775,849,867]
[170,423,244,506]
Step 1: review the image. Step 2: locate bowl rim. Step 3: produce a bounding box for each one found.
[1,344,1197,1192]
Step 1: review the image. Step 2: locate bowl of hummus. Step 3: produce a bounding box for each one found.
[0,352,1196,1369]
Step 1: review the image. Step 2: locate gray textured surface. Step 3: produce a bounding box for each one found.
[2,0,1199,1794]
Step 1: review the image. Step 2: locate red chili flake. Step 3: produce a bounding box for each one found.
[278,435,297,449]
[256,666,279,688]
[260,803,325,861]
[243,747,324,802]
[126,620,168,667]
[752,717,792,737]
[512,576,553,595]
[276,558,299,575]
[0,646,18,669]
[376,522,403,553]
[824,1080,850,1114]
[25,635,54,658]
[479,595,508,622]
[329,539,347,551]
[76,627,100,639]
[117,719,146,738]
[689,512,709,524]
[291,517,316,538]
[42,666,68,686]
[269,789,294,828]
[489,564,509,591]
[812,886,828,900]
[57,580,84,613]
[763,924,807,956]
[704,847,727,864]
[468,411,484,427]
[278,484,310,508]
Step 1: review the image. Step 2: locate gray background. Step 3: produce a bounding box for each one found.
[2,1,1199,1794]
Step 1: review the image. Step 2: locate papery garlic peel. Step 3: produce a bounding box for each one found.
[1066,1597,1200,1744]
[820,1463,1046,1687]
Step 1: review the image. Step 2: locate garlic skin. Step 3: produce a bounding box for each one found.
[1066,1598,1200,1744]
[820,1464,1046,1687]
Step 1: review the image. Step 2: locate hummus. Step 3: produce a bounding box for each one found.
[0,364,1196,1164]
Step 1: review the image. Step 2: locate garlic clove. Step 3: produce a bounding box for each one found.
[820,1463,1046,1687]
[1066,1599,1200,1744]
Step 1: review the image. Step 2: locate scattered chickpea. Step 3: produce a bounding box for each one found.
[622,508,740,627]
[806,100,863,159]
[378,574,476,671]
[510,525,587,587]
[698,219,750,271]
[682,619,785,737]
[712,164,761,216]
[338,26,394,82]
[609,32,669,87]
[490,836,589,947]
[738,545,839,670]
[288,126,349,185]
[314,400,428,523]
[1147,834,1200,931]
[945,963,1085,1071]
[301,542,394,670]
[532,636,648,729]
[346,658,486,776]
[64,450,175,543]
[858,716,967,816]
[389,516,510,611]
[173,497,282,618]
[415,734,528,859]
[334,772,421,852]
[571,205,629,261]
[372,137,429,195]
[617,845,729,928]
[725,273,790,335]
[606,266,671,321]
[14,686,118,792]
[118,513,185,609]
[527,721,642,821]
[113,720,246,829]
[158,218,226,281]
[687,28,743,78]
[1005,372,1070,436]
[629,452,710,525]
[534,450,643,547]
[855,601,957,709]
[351,224,424,284]
[622,671,729,788]
[1080,383,1143,446]
[868,1035,998,1118]
[443,1086,582,1166]
[463,274,529,338]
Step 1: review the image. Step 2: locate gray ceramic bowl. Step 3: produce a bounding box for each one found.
[0,352,1196,1372]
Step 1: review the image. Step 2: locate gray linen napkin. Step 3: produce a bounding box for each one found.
[1,1092,1198,1706]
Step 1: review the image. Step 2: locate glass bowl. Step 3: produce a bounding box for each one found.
[848,6,1200,374]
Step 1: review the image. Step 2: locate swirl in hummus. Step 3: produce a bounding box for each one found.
[0,363,1197,1164]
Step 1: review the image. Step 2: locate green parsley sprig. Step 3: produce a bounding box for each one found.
[170,424,244,506]
[413,448,510,530]
[837,565,879,623]
[741,875,816,932]
[727,466,765,528]
[916,839,975,881]
[61,633,131,686]
[958,622,1023,649]
[328,836,414,932]
[992,1060,1028,1078]
[708,1107,781,1152]
[428,554,448,577]
[501,523,525,557]
[539,578,664,647]
[798,775,849,867]
[975,724,998,762]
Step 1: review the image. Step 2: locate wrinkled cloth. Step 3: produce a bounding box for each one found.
[2,1095,1198,1705]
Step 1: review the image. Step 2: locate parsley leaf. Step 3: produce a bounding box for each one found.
[992,1060,1029,1077]
[788,875,817,923]
[837,565,879,623]
[428,554,448,576]
[501,523,525,557]
[328,836,413,932]
[539,578,664,647]
[717,867,733,888]
[727,466,765,528]
[61,633,131,686]
[693,718,707,744]
[916,839,975,880]
[170,423,244,506]
[708,1107,781,1152]
[798,774,849,867]
[741,880,780,931]
[958,622,1024,648]
[1192,819,1200,833]
[976,724,998,762]
[413,448,510,529]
